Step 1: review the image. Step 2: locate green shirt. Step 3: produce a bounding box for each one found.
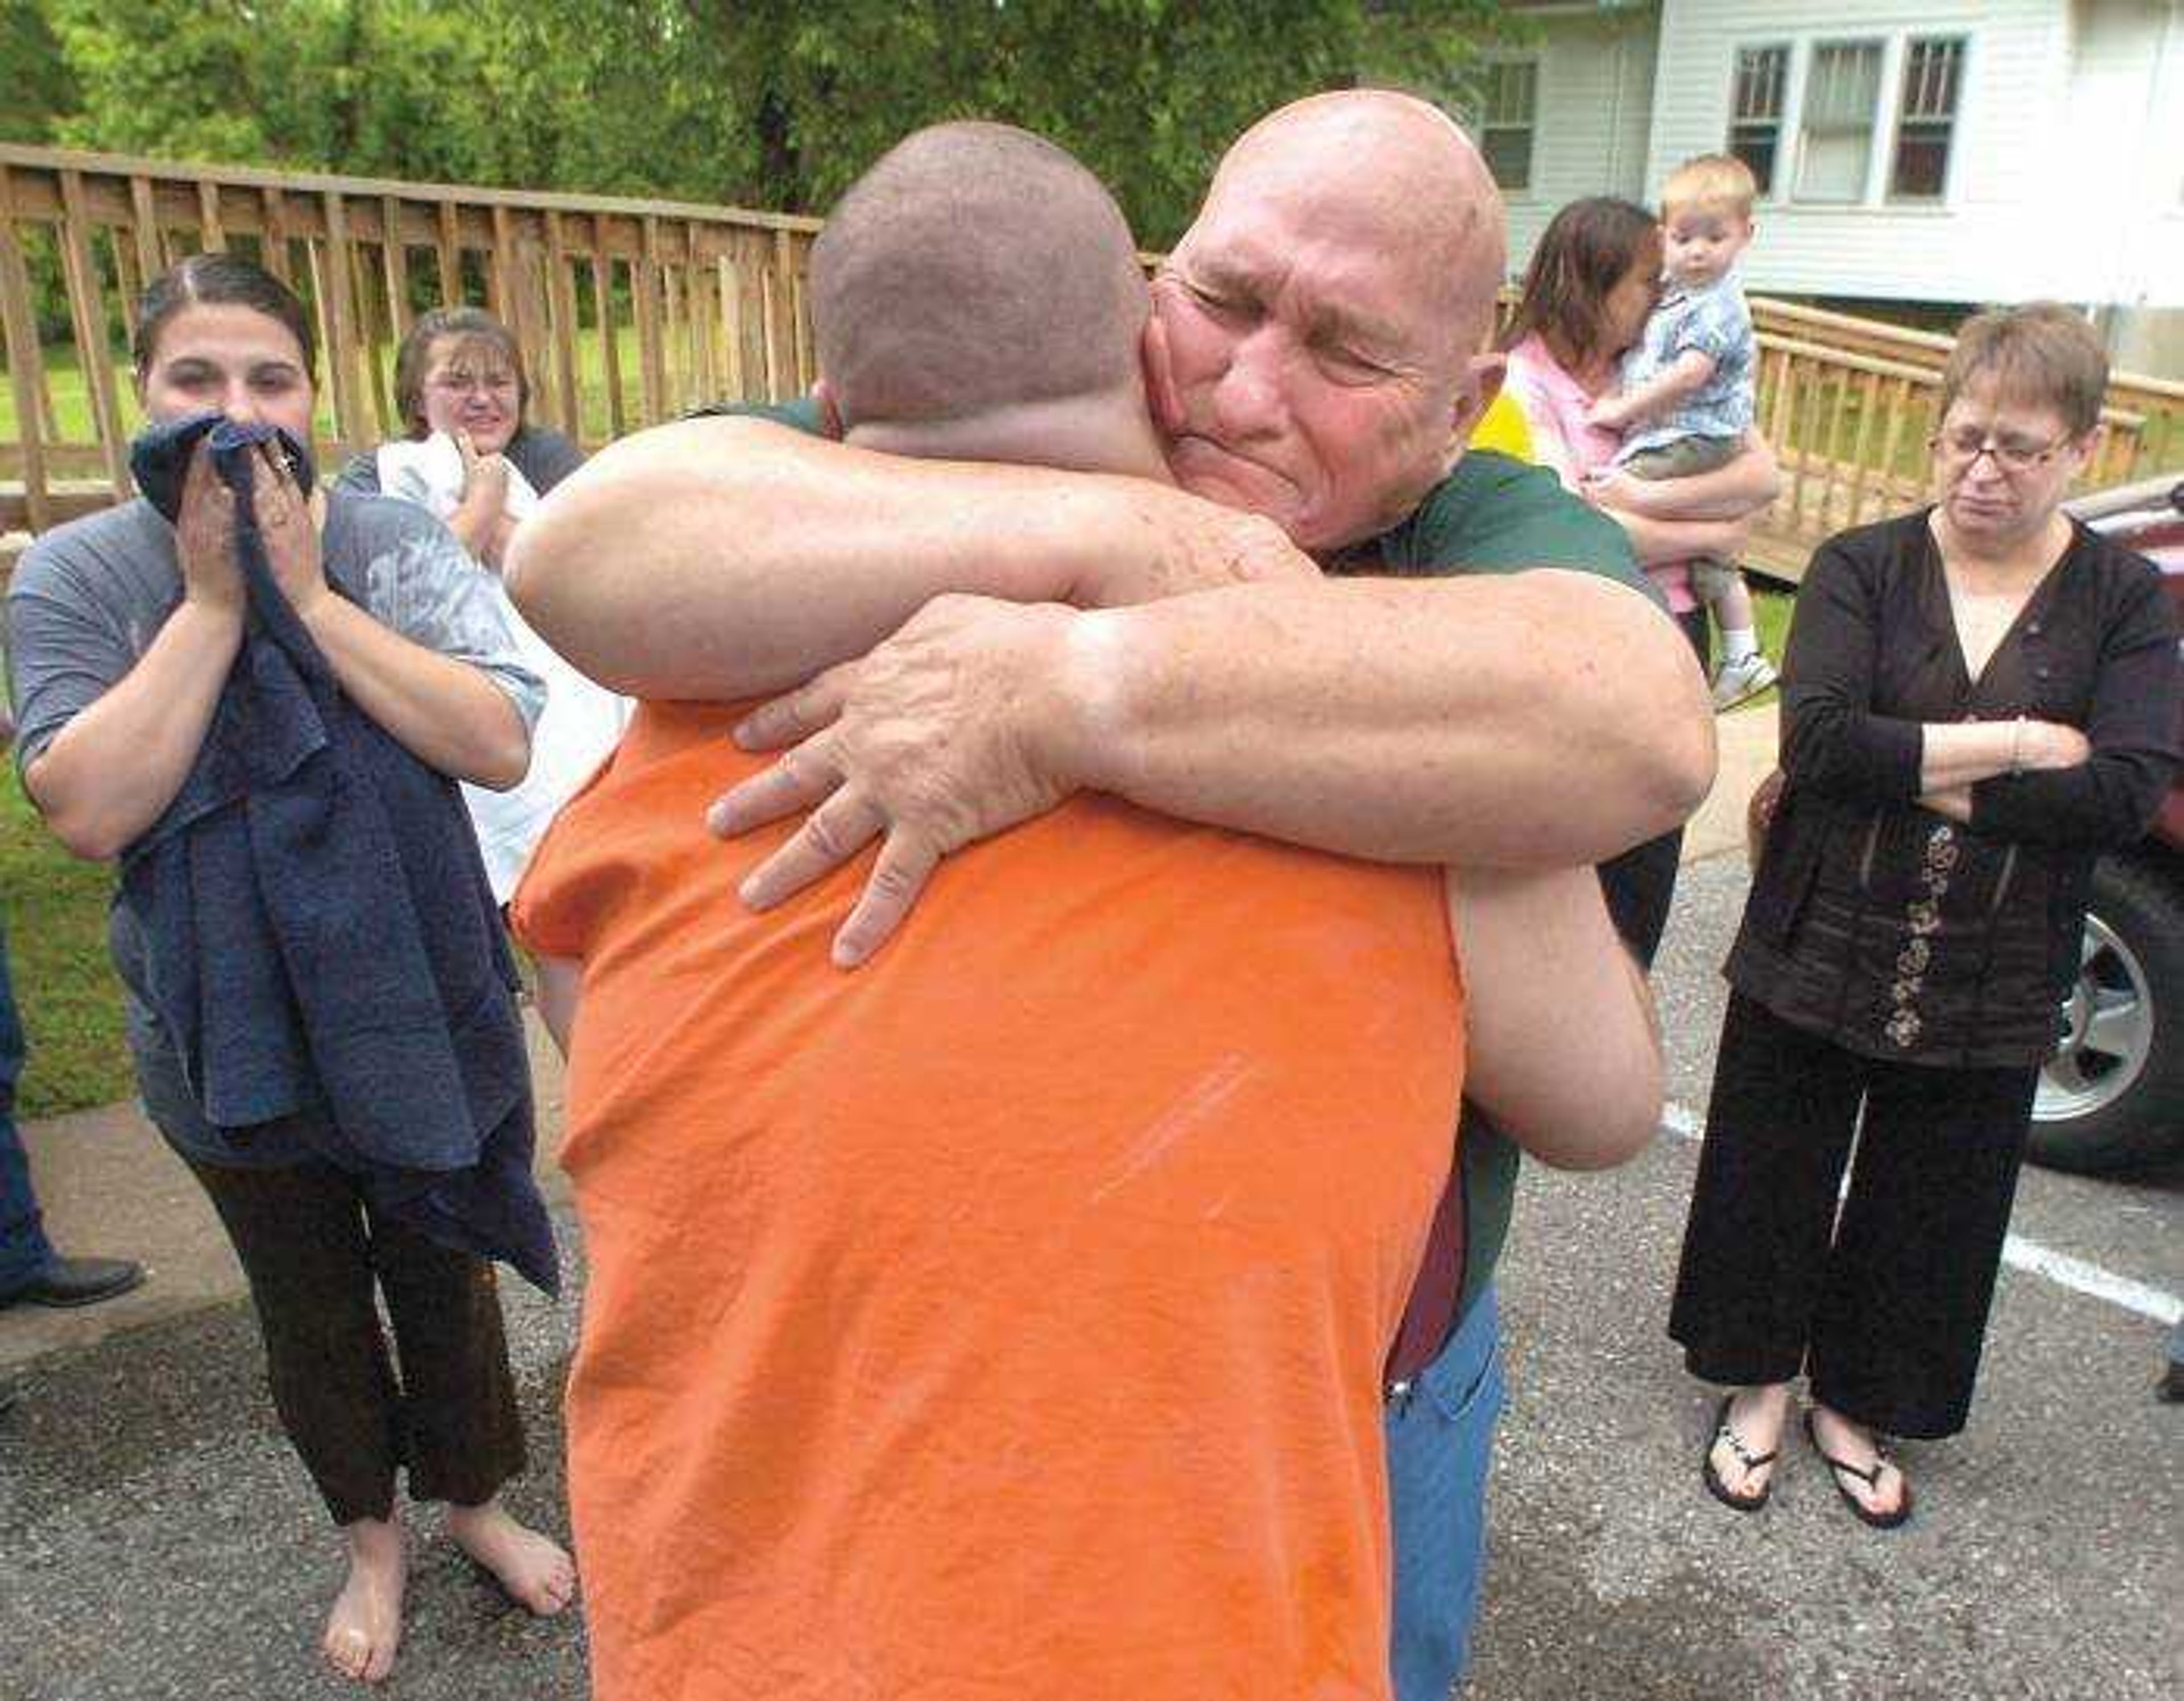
[1339,447,1652,592]
[1339,449,1654,1328]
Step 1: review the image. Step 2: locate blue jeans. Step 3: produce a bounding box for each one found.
[0,922,55,1291]
[1387,1284,1504,1701]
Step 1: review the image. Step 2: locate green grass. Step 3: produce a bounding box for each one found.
[2,763,132,1119]
[1703,584,1795,716]
[1755,585,1794,678]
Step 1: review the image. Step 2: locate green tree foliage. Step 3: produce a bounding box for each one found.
[0,0,74,145]
[19,0,1513,245]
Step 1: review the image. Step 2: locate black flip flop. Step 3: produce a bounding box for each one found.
[1701,1393,1780,1512]
[1804,1409,1913,1530]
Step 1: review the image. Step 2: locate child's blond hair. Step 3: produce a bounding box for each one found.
[1662,154,1757,221]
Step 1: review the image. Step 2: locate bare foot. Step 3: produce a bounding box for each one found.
[1706,1382,1792,1505]
[1808,1402,1910,1522]
[446,1498,577,1616]
[323,1516,406,1685]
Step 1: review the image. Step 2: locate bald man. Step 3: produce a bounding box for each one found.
[514,94,1714,1698]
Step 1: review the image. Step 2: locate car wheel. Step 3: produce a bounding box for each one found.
[2030,856,2184,1174]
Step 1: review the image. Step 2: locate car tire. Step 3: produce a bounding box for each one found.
[2029,856,2184,1175]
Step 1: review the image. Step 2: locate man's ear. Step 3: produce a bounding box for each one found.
[1451,352,1507,447]
[1140,300,1185,439]
[813,378,846,441]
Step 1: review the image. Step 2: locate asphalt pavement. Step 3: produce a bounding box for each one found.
[3,706,2178,1700]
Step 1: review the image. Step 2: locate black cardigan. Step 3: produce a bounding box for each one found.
[1727,509,2180,1068]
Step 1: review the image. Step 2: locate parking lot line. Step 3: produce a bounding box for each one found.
[1657,1102,2181,1326]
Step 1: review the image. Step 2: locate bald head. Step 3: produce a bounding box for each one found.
[1204,90,1506,358]
[812,122,1149,432]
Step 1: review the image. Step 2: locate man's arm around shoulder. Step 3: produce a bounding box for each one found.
[505,415,1310,699]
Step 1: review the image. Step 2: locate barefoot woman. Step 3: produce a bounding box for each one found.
[5,255,576,1682]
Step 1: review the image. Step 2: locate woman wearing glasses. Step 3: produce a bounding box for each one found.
[1670,304,2179,1526]
[340,309,625,903]
[337,307,583,563]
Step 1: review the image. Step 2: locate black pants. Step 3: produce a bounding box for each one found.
[185,1157,527,1524]
[1668,993,2038,1438]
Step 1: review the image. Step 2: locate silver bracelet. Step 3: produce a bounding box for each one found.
[2009,714,2026,778]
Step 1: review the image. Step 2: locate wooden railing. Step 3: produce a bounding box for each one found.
[1736,300,2184,580]
[0,143,820,542]
[6,144,2183,584]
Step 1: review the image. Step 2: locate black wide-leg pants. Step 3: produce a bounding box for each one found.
[1669,992,2038,1439]
[185,1155,528,1524]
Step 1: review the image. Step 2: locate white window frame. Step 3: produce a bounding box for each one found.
[1729,30,1975,213]
[1471,54,1541,197]
[1726,42,1793,199]
[1885,33,1967,204]
[1792,36,1887,205]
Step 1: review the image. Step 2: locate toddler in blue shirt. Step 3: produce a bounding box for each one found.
[1590,154,1776,709]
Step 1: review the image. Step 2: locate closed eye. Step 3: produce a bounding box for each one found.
[1316,342,1392,382]
[1186,281,1252,322]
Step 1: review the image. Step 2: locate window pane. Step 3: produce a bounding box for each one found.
[1797,40,1881,201]
[1730,125,1779,196]
[1891,123,1951,198]
[1806,42,1881,125]
[1734,46,1788,122]
[1901,38,1963,121]
[1483,126,1532,191]
[1800,133,1868,200]
[1486,60,1537,125]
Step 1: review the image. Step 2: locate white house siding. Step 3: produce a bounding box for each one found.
[1638,0,2080,304]
[1495,6,1661,271]
[2067,0,2184,328]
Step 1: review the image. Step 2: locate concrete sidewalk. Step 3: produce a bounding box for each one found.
[1,1018,576,1374]
[1,702,1780,1374]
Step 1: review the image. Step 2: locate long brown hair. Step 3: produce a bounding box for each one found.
[1501,197,1660,371]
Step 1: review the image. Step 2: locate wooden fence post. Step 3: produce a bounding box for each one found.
[57,169,131,500]
[0,164,53,532]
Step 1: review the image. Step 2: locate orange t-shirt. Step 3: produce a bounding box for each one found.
[512,700,1465,1701]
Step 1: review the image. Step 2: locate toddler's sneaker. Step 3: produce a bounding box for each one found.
[1710,652,1777,711]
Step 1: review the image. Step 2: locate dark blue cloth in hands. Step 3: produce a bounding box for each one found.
[121,413,557,1294]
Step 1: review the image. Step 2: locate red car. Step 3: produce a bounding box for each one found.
[2031,474,2184,1174]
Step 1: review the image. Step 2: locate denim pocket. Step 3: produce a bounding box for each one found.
[1419,1299,1505,1425]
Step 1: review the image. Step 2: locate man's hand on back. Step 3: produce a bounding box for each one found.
[707,593,1091,968]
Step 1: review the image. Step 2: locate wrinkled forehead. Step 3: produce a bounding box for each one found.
[1176,159,1486,358]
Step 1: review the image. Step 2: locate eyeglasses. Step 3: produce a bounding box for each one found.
[1929,428,2071,475]
[426,370,519,399]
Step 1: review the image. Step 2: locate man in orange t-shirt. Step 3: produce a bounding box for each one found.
[516,123,1662,1700]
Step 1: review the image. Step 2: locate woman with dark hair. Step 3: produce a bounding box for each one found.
[1492,197,1786,963]
[1500,195,1782,662]
[342,307,625,903]
[5,254,576,1685]
[1670,305,2179,1525]
[337,306,583,563]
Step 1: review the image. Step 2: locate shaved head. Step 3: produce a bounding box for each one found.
[1148,89,1513,551]
[1205,89,1507,361]
[812,122,1148,431]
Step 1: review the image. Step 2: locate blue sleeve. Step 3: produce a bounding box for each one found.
[1670,287,1750,366]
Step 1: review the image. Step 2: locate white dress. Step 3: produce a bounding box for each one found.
[375,433,632,903]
